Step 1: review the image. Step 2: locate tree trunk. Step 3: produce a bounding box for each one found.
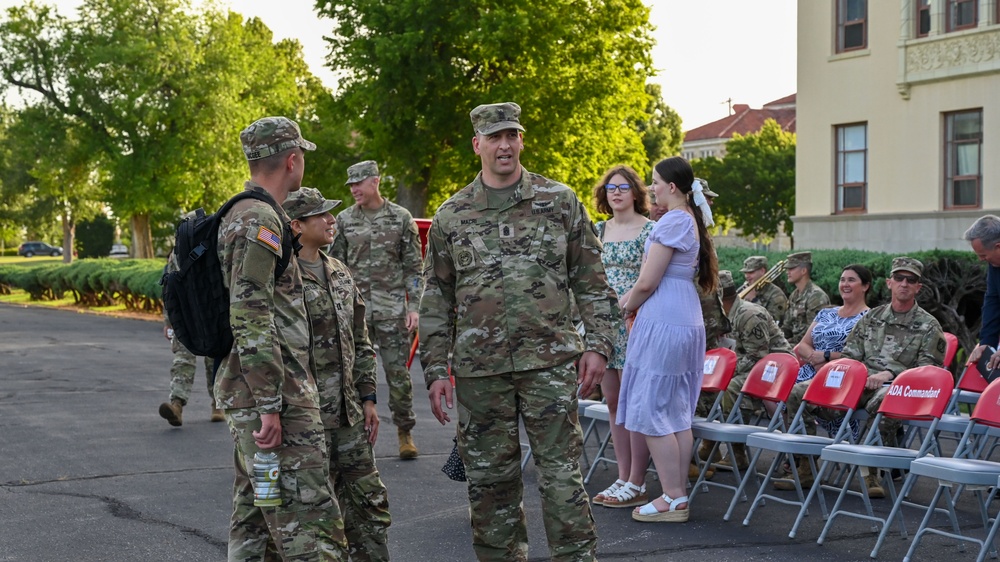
[396,176,431,218]
[61,211,75,264]
[131,213,154,259]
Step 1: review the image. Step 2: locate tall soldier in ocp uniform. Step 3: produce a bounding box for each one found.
[332,160,425,460]
[217,116,347,561]
[421,102,617,562]
[782,251,830,343]
[740,255,788,324]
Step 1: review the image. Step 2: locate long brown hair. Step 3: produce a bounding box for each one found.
[654,156,719,294]
[592,165,650,216]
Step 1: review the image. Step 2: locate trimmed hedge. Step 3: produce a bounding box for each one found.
[718,247,987,361]
[0,258,166,313]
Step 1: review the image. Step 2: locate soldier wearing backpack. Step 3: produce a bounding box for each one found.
[217,117,347,560]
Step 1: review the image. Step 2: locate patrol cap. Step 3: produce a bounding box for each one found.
[282,187,342,221]
[470,102,526,136]
[345,160,379,185]
[697,177,718,198]
[786,251,812,269]
[241,116,316,161]
[719,270,737,298]
[890,256,923,278]
[741,256,768,273]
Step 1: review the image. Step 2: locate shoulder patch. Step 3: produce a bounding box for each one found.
[256,226,281,252]
[936,337,946,354]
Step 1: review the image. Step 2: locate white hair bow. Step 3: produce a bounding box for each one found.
[690,179,715,227]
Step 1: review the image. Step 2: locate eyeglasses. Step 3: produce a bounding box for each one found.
[891,273,920,284]
[604,183,632,194]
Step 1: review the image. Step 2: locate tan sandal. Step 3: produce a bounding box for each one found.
[592,479,625,505]
[603,482,648,508]
[632,494,689,523]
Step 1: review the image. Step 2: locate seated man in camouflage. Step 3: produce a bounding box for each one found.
[698,270,792,471]
[779,257,945,497]
[782,251,830,344]
[740,255,788,325]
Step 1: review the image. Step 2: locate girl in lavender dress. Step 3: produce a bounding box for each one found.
[619,157,718,523]
[589,165,655,509]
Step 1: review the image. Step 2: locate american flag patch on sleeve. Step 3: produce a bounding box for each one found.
[256,226,281,252]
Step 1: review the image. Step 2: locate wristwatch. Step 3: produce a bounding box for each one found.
[360,393,377,404]
[823,350,831,362]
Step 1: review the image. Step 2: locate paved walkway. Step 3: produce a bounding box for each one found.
[0,303,991,561]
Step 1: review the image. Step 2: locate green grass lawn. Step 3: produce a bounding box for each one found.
[0,256,66,266]
[0,287,147,317]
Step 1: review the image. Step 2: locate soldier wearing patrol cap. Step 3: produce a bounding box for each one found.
[331,159,425,460]
[421,101,617,561]
[781,251,830,344]
[285,187,392,561]
[217,116,348,560]
[832,256,945,498]
[741,255,788,325]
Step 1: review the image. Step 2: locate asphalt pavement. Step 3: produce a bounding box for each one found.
[0,302,993,561]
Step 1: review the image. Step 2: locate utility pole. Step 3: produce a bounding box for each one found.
[721,97,733,115]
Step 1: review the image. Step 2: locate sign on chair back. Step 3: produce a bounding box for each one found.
[698,348,738,423]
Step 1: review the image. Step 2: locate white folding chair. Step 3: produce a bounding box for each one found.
[739,359,868,529]
[690,352,800,520]
[798,366,953,556]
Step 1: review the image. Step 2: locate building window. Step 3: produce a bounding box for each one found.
[944,109,982,208]
[835,123,867,212]
[916,0,931,37]
[837,0,867,52]
[947,0,977,31]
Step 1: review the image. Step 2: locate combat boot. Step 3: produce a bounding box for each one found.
[717,444,750,471]
[697,440,722,463]
[210,406,224,422]
[773,457,814,491]
[158,399,183,427]
[398,429,419,459]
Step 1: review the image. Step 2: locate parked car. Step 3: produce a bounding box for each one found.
[18,241,63,257]
[109,244,129,259]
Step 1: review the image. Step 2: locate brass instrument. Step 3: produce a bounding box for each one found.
[737,259,787,299]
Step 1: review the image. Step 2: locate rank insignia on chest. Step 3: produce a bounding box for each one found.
[499,223,513,238]
[457,250,474,268]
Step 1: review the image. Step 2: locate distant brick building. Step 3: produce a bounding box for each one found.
[681,94,796,161]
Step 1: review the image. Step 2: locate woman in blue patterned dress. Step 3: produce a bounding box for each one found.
[792,264,872,440]
[589,165,655,509]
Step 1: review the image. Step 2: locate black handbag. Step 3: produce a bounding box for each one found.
[441,437,467,482]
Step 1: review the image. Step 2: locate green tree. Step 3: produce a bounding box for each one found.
[637,83,683,166]
[0,1,321,257]
[693,119,796,244]
[317,0,655,217]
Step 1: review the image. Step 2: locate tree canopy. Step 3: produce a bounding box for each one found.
[317,0,657,216]
[692,119,796,243]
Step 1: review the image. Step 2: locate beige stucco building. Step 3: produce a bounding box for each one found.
[795,0,1000,252]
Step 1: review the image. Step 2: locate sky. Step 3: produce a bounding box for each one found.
[0,0,797,131]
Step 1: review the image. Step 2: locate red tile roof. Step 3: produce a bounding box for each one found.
[684,94,796,142]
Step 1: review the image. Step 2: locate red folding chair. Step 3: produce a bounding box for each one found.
[695,348,738,423]
[690,352,800,520]
[942,332,959,369]
[738,359,869,529]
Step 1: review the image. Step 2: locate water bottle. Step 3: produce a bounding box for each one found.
[252,451,281,507]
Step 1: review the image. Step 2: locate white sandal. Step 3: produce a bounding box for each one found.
[603,482,648,508]
[631,493,689,522]
[592,479,625,505]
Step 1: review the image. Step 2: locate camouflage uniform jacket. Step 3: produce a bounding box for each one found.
[840,302,945,378]
[730,297,793,379]
[300,252,378,429]
[751,282,788,326]
[783,281,830,343]
[331,200,424,321]
[215,182,319,413]
[419,168,617,387]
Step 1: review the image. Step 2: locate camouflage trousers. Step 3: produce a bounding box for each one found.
[455,362,597,562]
[225,405,348,562]
[785,380,899,446]
[369,317,415,431]
[168,335,214,405]
[326,422,391,562]
[719,374,764,422]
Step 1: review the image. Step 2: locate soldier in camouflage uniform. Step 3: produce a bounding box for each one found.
[332,160,425,459]
[701,271,793,469]
[421,102,616,562]
[158,246,220,427]
[217,117,347,561]
[781,252,830,343]
[821,257,944,497]
[740,256,788,325]
[284,188,392,562]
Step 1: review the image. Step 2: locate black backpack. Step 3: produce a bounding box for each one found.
[161,190,299,359]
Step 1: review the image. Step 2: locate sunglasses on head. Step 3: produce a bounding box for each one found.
[891,273,920,284]
[604,183,632,193]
